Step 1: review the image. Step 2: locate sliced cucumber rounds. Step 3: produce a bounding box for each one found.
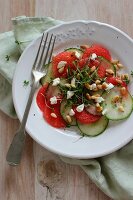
[77,116,109,136]
[40,63,53,85]
[65,47,83,55]
[103,87,133,120]
[39,46,133,137]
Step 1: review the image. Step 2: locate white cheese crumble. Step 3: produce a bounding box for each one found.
[75,51,81,59]
[57,61,67,69]
[95,97,105,103]
[102,108,107,115]
[76,104,84,112]
[50,96,57,105]
[105,83,114,91]
[67,91,74,99]
[90,53,97,60]
[69,109,75,116]
[52,78,60,86]
[91,83,97,90]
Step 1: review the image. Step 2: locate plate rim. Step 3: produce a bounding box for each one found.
[13,20,133,158]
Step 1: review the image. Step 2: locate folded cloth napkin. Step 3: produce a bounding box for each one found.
[1,16,133,200]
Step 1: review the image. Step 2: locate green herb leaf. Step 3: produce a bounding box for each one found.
[5,55,10,61]
[123,78,130,85]
[15,40,22,45]
[131,71,133,77]
[23,80,29,87]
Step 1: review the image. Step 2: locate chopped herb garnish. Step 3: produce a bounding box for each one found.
[23,80,29,87]
[66,124,71,128]
[5,55,10,61]
[123,77,130,85]
[131,71,133,77]
[15,40,22,45]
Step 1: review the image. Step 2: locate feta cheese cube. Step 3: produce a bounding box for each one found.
[67,91,74,99]
[57,61,67,69]
[71,78,76,88]
[50,96,57,105]
[69,109,75,116]
[105,83,114,91]
[52,78,60,86]
[95,97,104,103]
[102,108,107,115]
[90,53,97,60]
[76,104,84,112]
[75,51,81,59]
[91,83,97,90]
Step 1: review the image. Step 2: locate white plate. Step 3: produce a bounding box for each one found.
[13,21,133,158]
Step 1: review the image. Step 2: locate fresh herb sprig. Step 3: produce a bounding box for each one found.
[58,61,101,106]
[15,40,22,45]
[5,55,10,61]
[23,80,29,87]
[131,71,133,77]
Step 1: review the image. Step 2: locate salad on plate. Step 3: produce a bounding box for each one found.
[36,44,133,136]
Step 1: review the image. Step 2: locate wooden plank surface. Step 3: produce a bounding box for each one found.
[1,0,133,199]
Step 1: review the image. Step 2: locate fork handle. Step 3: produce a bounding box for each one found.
[6,81,38,166]
[21,80,38,130]
[6,130,26,166]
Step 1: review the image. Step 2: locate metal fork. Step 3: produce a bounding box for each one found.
[6,33,56,166]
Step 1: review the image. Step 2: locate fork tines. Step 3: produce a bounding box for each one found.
[33,33,56,71]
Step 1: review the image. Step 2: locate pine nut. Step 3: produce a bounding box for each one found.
[120,87,127,96]
[95,80,101,84]
[97,84,102,90]
[91,94,100,100]
[51,113,57,118]
[84,83,90,89]
[112,95,120,103]
[66,115,72,123]
[91,95,97,100]
[106,69,114,75]
[117,63,124,68]
[116,79,122,84]
[102,82,108,89]
[86,93,91,100]
[111,60,119,64]
[58,67,64,73]
[96,105,103,112]
[94,94,100,97]
[90,66,96,72]
[80,45,90,50]
[76,73,80,80]
[96,103,100,107]
[118,106,124,112]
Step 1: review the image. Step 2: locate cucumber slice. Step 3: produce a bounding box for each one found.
[65,48,83,59]
[45,84,61,101]
[40,63,53,85]
[60,100,76,125]
[65,47,83,55]
[102,87,133,120]
[77,116,109,136]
